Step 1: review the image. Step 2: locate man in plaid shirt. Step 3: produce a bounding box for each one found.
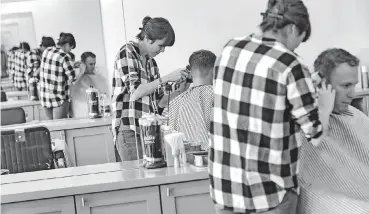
[112,16,183,162]
[13,42,30,91]
[39,33,81,120]
[209,0,335,213]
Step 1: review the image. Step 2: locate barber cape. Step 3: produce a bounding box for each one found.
[70,68,110,118]
[163,85,214,150]
[297,106,369,214]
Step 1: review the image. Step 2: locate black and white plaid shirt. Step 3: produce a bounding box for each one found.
[7,51,16,81]
[39,47,76,108]
[112,41,163,136]
[209,34,323,213]
[26,49,41,79]
[13,50,28,90]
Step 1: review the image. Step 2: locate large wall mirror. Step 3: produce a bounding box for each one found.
[1,0,109,118]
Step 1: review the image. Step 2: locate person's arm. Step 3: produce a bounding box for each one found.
[158,82,191,108]
[72,63,86,85]
[286,63,333,145]
[63,56,77,85]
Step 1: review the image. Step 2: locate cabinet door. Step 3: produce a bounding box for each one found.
[1,196,75,214]
[66,126,115,166]
[161,180,216,214]
[75,186,161,214]
[22,105,34,122]
[34,104,48,121]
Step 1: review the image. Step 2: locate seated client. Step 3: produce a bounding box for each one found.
[162,50,216,150]
[297,48,369,214]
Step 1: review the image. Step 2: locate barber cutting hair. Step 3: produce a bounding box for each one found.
[112,16,185,162]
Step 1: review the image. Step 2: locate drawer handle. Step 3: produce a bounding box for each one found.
[166,188,172,197]
[81,198,86,207]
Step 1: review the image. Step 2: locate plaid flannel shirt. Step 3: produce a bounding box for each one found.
[39,47,76,108]
[209,34,323,213]
[26,49,41,79]
[13,50,28,90]
[163,85,214,150]
[112,41,163,137]
[7,51,16,81]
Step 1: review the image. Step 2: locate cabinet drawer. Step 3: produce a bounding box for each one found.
[66,125,115,166]
[75,186,161,214]
[160,180,216,214]
[2,196,75,214]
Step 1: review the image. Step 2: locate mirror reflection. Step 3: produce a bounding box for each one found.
[0,0,368,177]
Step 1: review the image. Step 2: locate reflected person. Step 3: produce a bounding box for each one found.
[39,33,84,120]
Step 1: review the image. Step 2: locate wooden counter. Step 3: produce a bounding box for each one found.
[1,117,115,167]
[1,161,215,214]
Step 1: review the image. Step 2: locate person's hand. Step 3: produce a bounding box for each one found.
[162,68,184,83]
[176,81,191,94]
[317,80,336,115]
[78,63,86,75]
[73,61,82,68]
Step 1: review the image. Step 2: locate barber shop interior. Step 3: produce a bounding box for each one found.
[1,0,369,213]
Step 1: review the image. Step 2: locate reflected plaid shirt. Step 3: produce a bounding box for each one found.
[13,50,27,90]
[26,49,41,79]
[7,51,16,80]
[209,34,323,213]
[39,47,76,108]
[112,42,163,137]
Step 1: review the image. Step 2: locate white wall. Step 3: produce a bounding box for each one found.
[100,0,127,92]
[118,0,369,76]
[1,0,108,78]
[1,13,37,48]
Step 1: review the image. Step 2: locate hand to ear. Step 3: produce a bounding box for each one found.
[317,79,336,115]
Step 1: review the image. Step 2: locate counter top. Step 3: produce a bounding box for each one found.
[1,161,208,204]
[1,82,14,88]
[0,116,113,131]
[6,90,28,97]
[0,100,40,109]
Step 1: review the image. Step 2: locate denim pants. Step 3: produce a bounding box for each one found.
[115,129,143,162]
[215,190,298,214]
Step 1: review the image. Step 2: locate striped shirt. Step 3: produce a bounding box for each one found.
[209,34,323,213]
[39,47,76,108]
[298,106,369,213]
[112,41,163,136]
[13,50,28,90]
[163,85,214,150]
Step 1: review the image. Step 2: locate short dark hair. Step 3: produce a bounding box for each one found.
[260,0,311,42]
[20,42,30,51]
[40,36,56,48]
[189,50,217,72]
[68,52,75,61]
[136,16,175,47]
[81,51,96,62]
[314,48,360,81]
[57,32,76,49]
[10,47,19,52]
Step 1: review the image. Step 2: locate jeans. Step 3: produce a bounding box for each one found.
[215,190,298,214]
[44,101,70,120]
[115,129,143,162]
